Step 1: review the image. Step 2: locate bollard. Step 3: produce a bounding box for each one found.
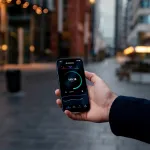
[5,69,21,93]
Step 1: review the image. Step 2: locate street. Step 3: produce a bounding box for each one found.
[0,58,150,150]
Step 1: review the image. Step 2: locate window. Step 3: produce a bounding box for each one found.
[140,0,150,8]
[139,15,150,24]
[63,0,68,21]
[48,0,55,11]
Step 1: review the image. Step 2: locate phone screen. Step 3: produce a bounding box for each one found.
[57,58,90,112]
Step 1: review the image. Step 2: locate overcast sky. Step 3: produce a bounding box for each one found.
[98,0,126,46]
[99,0,116,38]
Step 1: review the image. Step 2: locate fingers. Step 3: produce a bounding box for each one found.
[55,87,88,121]
[64,110,86,121]
[55,89,61,97]
[55,89,62,108]
[56,101,87,121]
[85,71,100,84]
[56,99,62,108]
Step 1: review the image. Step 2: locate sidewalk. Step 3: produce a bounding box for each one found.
[2,63,56,72]
[0,63,56,83]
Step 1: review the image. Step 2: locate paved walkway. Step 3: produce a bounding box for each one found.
[0,58,149,150]
[1,63,56,72]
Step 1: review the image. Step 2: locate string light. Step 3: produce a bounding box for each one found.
[36,7,42,15]
[23,1,29,8]
[1,44,8,51]
[16,0,21,5]
[33,4,37,10]
[29,45,35,52]
[89,0,95,4]
[6,0,12,3]
[43,8,48,14]
[2,0,49,16]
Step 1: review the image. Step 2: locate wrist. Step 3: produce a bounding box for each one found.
[105,92,117,122]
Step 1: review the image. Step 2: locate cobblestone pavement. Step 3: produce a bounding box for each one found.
[0,58,149,150]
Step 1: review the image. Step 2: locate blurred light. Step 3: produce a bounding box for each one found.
[124,47,134,55]
[45,49,50,54]
[89,0,95,4]
[1,44,8,51]
[135,46,150,53]
[43,8,48,14]
[36,7,42,15]
[33,4,37,10]
[10,32,17,38]
[16,0,21,5]
[6,0,12,3]
[30,45,35,52]
[23,1,29,8]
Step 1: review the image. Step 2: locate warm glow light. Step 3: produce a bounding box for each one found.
[23,1,29,8]
[16,0,21,5]
[30,45,35,52]
[36,7,42,15]
[135,46,150,53]
[89,0,95,4]
[43,8,48,14]
[6,0,12,3]
[1,44,8,51]
[124,47,134,55]
[33,4,37,10]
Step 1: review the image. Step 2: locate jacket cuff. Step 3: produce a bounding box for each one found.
[109,96,134,136]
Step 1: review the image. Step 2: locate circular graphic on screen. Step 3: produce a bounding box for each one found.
[64,71,82,90]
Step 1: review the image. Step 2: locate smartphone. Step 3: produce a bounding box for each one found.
[56,58,90,112]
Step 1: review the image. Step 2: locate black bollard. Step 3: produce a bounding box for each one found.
[5,69,21,93]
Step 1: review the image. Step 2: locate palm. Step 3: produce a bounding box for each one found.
[56,71,116,123]
[78,86,107,123]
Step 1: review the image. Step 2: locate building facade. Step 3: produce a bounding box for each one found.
[50,0,92,59]
[0,0,51,64]
[127,0,150,46]
[94,0,106,54]
[114,0,124,52]
[124,0,132,47]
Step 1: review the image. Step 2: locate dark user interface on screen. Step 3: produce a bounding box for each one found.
[57,59,89,111]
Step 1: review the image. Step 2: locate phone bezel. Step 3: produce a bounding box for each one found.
[56,58,90,112]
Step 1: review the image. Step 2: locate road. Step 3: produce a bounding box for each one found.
[0,58,150,150]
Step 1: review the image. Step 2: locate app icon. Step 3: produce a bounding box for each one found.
[66,106,71,109]
[84,105,87,108]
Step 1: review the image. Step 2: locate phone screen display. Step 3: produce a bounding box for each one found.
[57,59,90,112]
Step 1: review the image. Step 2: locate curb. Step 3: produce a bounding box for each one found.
[0,69,56,82]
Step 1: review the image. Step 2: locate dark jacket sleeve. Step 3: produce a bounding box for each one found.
[109,96,150,143]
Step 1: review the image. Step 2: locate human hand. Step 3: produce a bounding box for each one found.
[55,71,117,123]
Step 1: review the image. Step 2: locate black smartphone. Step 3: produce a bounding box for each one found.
[56,58,90,112]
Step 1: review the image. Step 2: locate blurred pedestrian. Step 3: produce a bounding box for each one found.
[55,71,150,144]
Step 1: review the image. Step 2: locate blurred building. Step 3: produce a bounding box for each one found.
[94,0,106,54]
[0,0,51,64]
[114,0,124,52]
[127,0,150,46]
[0,0,97,63]
[51,0,92,59]
[121,2,127,49]
[124,0,132,48]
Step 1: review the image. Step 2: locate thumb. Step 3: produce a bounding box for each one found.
[85,71,100,84]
